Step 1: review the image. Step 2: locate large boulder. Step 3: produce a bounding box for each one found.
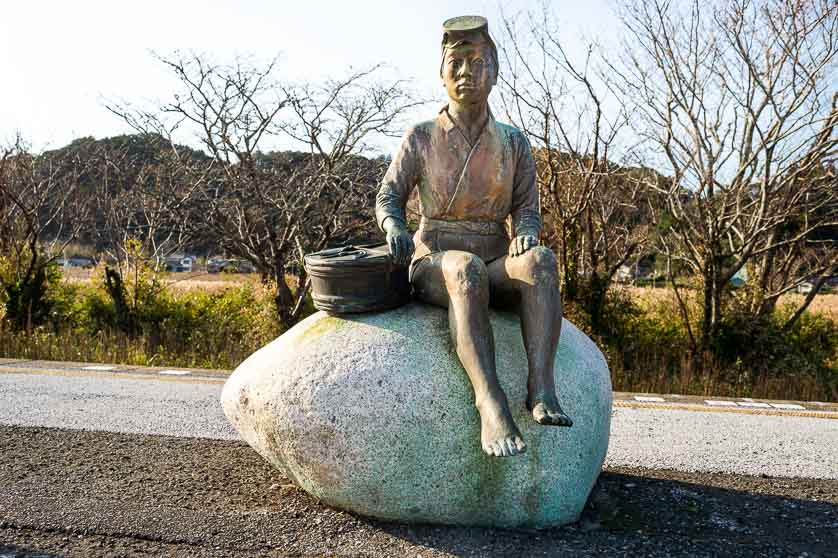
[221,303,612,528]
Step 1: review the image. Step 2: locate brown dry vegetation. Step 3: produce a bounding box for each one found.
[624,287,838,319]
[61,268,263,292]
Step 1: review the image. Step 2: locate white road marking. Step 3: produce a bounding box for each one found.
[634,396,665,402]
[736,402,772,408]
[770,403,806,410]
[159,370,191,376]
[82,365,115,371]
[705,400,738,407]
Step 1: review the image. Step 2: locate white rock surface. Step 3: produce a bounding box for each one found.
[221,303,612,528]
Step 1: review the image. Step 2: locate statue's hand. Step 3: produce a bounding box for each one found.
[509,235,538,257]
[384,220,414,266]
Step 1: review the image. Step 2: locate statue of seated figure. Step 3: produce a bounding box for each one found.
[375,15,573,459]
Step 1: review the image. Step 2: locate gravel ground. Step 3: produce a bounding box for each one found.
[2,371,837,479]
[0,426,836,558]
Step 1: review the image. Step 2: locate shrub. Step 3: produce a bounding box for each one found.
[1,276,283,370]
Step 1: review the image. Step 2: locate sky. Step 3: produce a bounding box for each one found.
[0,0,619,153]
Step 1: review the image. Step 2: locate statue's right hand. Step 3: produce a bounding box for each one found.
[385,221,414,267]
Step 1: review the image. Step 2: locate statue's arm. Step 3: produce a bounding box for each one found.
[376,128,420,264]
[375,127,420,232]
[509,134,542,256]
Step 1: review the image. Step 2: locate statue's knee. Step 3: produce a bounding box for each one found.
[443,253,488,297]
[522,246,558,284]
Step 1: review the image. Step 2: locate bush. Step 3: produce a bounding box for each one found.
[0,255,62,331]
[0,276,284,370]
[577,286,837,401]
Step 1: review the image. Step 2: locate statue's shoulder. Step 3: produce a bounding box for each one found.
[493,120,531,151]
[402,119,437,143]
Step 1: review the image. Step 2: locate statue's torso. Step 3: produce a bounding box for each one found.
[408,111,525,263]
[376,106,540,266]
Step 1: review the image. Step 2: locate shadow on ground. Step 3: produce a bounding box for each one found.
[374,469,837,557]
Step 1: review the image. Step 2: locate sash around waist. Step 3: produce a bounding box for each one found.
[419,217,507,236]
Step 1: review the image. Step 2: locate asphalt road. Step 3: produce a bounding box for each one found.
[1,365,836,480]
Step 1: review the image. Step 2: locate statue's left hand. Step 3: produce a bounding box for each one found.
[509,235,538,257]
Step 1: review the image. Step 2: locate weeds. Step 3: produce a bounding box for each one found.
[0,273,835,401]
[0,276,283,370]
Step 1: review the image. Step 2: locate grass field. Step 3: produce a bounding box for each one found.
[624,286,838,318]
[62,268,838,315]
[61,268,263,292]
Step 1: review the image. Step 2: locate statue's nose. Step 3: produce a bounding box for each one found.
[458,61,473,78]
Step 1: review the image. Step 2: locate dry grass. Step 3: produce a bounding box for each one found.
[63,270,838,319]
[61,268,262,293]
[8,272,832,400]
[622,286,838,318]
[782,293,838,318]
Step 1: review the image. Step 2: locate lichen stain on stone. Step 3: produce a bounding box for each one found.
[286,423,348,489]
[238,387,253,416]
[299,315,347,342]
[524,438,542,524]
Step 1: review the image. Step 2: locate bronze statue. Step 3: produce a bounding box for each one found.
[376,15,572,459]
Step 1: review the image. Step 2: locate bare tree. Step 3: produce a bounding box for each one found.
[85,136,200,335]
[610,0,837,358]
[496,5,646,331]
[0,135,91,330]
[109,52,419,325]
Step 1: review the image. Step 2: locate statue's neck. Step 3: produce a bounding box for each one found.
[447,101,489,143]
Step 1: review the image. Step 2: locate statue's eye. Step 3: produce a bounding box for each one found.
[473,59,484,67]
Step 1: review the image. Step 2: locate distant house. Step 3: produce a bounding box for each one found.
[615,265,634,283]
[730,266,748,288]
[164,254,195,273]
[56,256,96,269]
[798,275,838,294]
[207,257,257,274]
[615,260,655,283]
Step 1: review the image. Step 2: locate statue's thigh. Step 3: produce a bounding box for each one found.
[412,250,489,308]
[486,256,522,310]
[411,252,453,307]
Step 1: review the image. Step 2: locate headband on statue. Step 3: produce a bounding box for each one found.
[440,15,498,78]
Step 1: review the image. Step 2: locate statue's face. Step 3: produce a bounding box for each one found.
[442,43,496,105]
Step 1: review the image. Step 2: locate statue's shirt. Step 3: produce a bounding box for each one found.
[375,106,541,263]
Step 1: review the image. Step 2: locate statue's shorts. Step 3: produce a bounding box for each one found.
[410,217,510,281]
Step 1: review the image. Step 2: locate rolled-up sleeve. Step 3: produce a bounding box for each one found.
[376,127,420,231]
[510,134,542,237]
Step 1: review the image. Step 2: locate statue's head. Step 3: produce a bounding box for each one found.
[440,15,498,106]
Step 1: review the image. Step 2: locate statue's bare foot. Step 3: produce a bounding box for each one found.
[527,394,573,427]
[477,399,526,457]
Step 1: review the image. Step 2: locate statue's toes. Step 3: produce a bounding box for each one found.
[484,437,526,457]
[533,403,573,427]
[532,402,550,424]
[553,412,573,427]
[503,438,518,456]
